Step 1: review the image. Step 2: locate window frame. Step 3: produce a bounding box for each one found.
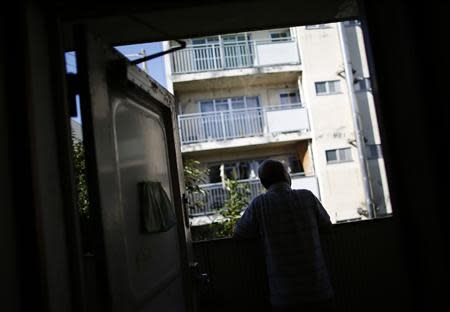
[367,144,383,160]
[315,80,342,96]
[305,23,331,30]
[269,29,292,42]
[354,77,372,92]
[278,89,301,106]
[198,95,260,113]
[206,153,304,183]
[344,20,362,27]
[190,36,220,46]
[326,147,353,164]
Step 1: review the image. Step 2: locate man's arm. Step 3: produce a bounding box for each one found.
[233,199,259,240]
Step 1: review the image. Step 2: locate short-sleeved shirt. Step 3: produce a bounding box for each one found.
[234,182,334,306]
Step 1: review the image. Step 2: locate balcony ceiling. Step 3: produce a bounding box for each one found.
[173,70,302,93]
[59,0,358,50]
[182,138,309,158]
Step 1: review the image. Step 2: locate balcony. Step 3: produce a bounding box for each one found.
[178,104,311,152]
[170,38,301,77]
[188,174,319,217]
[192,217,409,312]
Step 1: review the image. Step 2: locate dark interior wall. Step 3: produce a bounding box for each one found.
[1,4,42,311]
[2,2,81,311]
[24,4,75,310]
[361,1,450,309]
[59,0,359,49]
[0,18,19,312]
[2,0,449,311]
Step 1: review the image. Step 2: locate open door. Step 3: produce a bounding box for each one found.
[75,27,194,312]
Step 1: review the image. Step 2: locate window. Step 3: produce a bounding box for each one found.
[344,20,361,27]
[287,156,303,174]
[231,97,245,110]
[208,160,257,182]
[199,96,260,112]
[326,148,353,164]
[315,80,341,95]
[367,144,382,159]
[199,100,214,112]
[305,24,330,30]
[208,165,222,183]
[208,155,303,182]
[222,34,250,44]
[279,91,301,105]
[270,29,291,42]
[191,36,219,46]
[354,77,371,92]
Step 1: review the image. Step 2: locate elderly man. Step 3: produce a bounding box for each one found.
[234,159,334,312]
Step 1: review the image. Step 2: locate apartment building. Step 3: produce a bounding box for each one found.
[163,21,391,224]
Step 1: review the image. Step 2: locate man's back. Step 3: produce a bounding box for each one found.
[234,182,333,307]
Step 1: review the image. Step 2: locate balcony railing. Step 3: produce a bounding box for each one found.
[178,104,310,145]
[171,38,300,74]
[188,174,318,216]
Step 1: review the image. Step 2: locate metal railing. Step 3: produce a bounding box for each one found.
[188,173,311,216]
[178,103,307,145]
[171,38,299,74]
[187,178,265,216]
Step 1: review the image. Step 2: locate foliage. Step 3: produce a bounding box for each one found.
[183,159,209,213]
[72,134,90,218]
[191,178,250,240]
[215,178,251,237]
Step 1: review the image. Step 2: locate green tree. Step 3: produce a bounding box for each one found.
[215,178,251,238]
[183,159,209,214]
[72,134,90,218]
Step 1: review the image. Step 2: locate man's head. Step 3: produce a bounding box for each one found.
[258,159,291,190]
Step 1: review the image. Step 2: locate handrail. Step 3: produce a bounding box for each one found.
[171,37,300,74]
[177,103,309,145]
[198,173,307,189]
[181,37,296,49]
[178,103,303,118]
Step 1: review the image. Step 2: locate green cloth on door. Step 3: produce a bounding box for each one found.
[139,181,177,233]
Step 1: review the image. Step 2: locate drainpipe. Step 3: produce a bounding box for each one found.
[337,22,375,218]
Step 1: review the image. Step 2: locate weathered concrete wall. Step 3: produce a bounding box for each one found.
[297,24,390,221]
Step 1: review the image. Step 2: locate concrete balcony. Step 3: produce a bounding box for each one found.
[178,104,311,153]
[188,174,319,217]
[170,38,301,84]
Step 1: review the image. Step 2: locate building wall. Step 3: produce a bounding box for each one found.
[297,23,391,221]
[176,81,300,115]
[167,23,391,222]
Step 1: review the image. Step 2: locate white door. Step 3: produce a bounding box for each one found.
[75,28,194,312]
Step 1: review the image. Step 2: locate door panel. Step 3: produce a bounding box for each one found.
[114,99,184,307]
[75,28,193,312]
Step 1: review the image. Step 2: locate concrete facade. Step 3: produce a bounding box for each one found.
[164,23,391,223]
